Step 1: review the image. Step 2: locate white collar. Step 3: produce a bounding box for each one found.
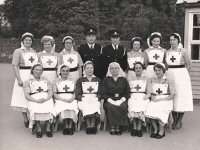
[112,44,118,50]
[87,43,95,48]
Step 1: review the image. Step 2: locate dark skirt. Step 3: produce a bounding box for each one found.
[104,101,129,127]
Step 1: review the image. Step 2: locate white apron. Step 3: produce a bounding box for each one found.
[166,51,193,112]
[41,55,57,82]
[145,83,173,125]
[146,49,165,78]
[28,80,56,121]
[62,54,79,81]
[54,80,79,119]
[128,80,150,115]
[11,52,38,111]
[127,57,145,78]
[78,82,100,117]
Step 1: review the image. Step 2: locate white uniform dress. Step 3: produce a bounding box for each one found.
[11,47,38,112]
[58,50,83,81]
[128,76,150,121]
[126,50,145,80]
[144,47,165,78]
[38,51,58,82]
[145,76,174,125]
[54,78,79,122]
[76,77,101,118]
[166,48,193,112]
[24,76,56,126]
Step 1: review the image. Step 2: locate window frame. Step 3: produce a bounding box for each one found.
[184,8,200,62]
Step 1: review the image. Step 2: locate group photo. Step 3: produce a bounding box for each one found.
[0,0,200,150]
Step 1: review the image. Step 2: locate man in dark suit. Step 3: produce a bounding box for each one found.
[77,27,103,79]
[101,29,127,78]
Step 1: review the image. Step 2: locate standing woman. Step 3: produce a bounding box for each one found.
[75,61,101,135]
[145,63,175,139]
[24,64,56,138]
[126,37,145,80]
[143,32,166,78]
[11,32,38,128]
[38,36,58,82]
[166,33,193,130]
[102,62,130,135]
[128,62,151,137]
[53,65,79,135]
[58,36,83,81]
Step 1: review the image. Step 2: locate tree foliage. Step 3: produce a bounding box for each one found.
[1,0,184,40]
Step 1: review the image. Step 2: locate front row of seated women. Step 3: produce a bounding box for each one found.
[23,61,175,139]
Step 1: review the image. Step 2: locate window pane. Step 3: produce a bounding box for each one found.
[193,14,200,26]
[191,45,200,60]
[193,28,200,40]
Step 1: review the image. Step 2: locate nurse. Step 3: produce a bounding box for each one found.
[38,36,58,82]
[166,33,193,130]
[11,32,38,128]
[24,64,56,138]
[58,36,83,81]
[143,32,166,78]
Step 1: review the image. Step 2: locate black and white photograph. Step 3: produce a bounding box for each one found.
[0,0,200,150]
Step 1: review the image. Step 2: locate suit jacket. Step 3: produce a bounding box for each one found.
[77,43,103,79]
[101,44,127,78]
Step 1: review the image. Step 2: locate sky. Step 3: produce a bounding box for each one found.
[0,0,4,5]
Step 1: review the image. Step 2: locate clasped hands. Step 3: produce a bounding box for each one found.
[108,97,126,106]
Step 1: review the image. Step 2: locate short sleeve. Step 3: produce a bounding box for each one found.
[12,49,21,66]
[77,52,83,67]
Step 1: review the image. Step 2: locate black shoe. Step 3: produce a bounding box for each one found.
[36,131,42,138]
[63,128,69,135]
[24,121,29,128]
[68,128,74,135]
[110,128,116,135]
[115,128,121,135]
[137,130,142,137]
[86,128,91,135]
[46,131,53,137]
[91,127,97,135]
[32,123,36,135]
[155,132,165,139]
[150,132,158,138]
[131,129,137,136]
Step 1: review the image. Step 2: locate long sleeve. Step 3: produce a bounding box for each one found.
[101,78,110,101]
[121,78,130,100]
[75,78,83,101]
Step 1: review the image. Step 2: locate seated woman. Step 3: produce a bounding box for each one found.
[145,63,175,139]
[75,61,101,135]
[53,65,79,135]
[128,62,151,137]
[23,64,56,138]
[102,62,130,135]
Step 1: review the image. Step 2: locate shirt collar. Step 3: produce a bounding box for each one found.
[87,43,95,48]
[112,44,118,50]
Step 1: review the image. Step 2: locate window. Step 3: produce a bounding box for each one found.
[185,9,200,61]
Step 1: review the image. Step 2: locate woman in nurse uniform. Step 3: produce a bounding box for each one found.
[11,32,38,128]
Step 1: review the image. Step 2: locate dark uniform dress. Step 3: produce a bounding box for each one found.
[75,76,101,120]
[102,76,130,127]
[77,43,103,79]
[101,45,127,79]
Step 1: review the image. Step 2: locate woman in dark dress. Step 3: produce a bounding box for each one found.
[75,61,101,135]
[102,62,130,135]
